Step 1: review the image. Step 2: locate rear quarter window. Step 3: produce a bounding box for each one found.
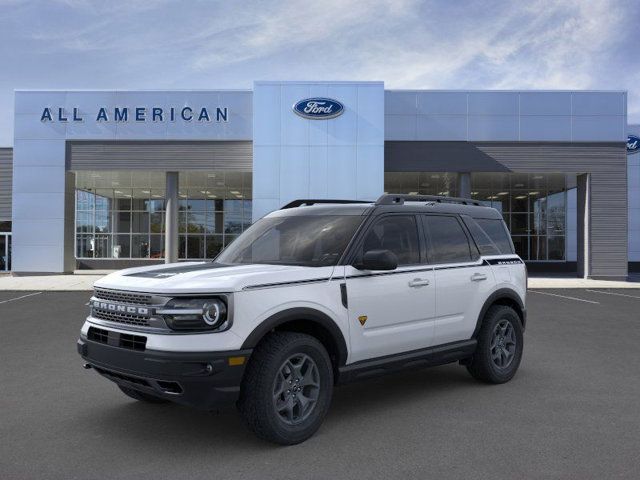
[470,217,515,255]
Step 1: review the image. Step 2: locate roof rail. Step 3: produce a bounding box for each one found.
[280,199,372,209]
[375,194,486,207]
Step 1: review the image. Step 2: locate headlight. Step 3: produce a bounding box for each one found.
[158,297,229,332]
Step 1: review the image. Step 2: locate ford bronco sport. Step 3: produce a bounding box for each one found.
[78,194,527,444]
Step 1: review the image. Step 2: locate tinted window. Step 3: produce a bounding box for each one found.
[475,218,514,254]
[361,215,420,265]
[462,217,500,256]
[423,215,472,264]
[216,215,363,267]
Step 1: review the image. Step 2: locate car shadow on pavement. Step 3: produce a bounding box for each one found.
[79,363,482,450]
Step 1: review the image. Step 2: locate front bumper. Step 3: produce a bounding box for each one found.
[77,337,252,410]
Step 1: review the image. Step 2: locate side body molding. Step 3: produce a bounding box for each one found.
[472,288,526,338]
[241,307,349,366]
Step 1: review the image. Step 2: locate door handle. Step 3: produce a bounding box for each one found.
[470,273,488,282]
[408,278,430,288]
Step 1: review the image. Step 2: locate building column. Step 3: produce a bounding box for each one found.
[165,172,179,264]
[457,172,471,198]
[576,173,590,278]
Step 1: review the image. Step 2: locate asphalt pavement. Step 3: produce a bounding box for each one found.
[1,288,640,479]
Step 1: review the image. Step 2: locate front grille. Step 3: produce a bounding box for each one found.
[87,326,147,351]
[94,288,153,305]
[88,326,109,344]
[119,333,147,351]
[92,308,151,327]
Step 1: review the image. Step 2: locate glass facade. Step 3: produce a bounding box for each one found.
[384,172,569,261]
[75,171,252,260]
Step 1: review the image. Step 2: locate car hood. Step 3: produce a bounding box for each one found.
[93,262,337,294]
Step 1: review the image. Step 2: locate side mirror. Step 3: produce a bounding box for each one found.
[357,249,398,271]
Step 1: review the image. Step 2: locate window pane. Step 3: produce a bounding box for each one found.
[114,235,131,258]
[510,192,529,212]
[132,235,150,258]
[76,235,93,258]
[475,218,514,254]
[547,191,566,235]
[113,194,132,211]
[423,215,472,264]
[113,212,130,234]
[217,216,363,267]
[207,212,223,234]
[150,212,165,233]
[548,236,565,260]
[77,190,94,210]
[463,217,500,255]
[131,212,149,234]
[186,236,204,259]
[512,236,528,260]
[150,235,164,259]
[76,212,93,233]
[186,212,206,233]
[179,236,187,259]
[93,235,112,258]
[206,235,224,259]
[362,216,420,266]
[530,236,547,260]
[511,214,528,234]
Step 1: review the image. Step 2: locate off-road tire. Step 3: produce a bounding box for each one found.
[466,305,523,384]
[238,331,334,445]
[118,385,169,404]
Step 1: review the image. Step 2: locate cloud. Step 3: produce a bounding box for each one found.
[0,0,638,145]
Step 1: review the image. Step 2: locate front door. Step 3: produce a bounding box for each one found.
[345,215,436,363]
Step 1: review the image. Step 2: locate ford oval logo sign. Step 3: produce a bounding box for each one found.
[628,135,640,154]
[293,98,344,120]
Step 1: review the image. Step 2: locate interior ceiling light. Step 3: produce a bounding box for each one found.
[497,192,508,196]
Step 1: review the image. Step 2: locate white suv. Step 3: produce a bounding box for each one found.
[78,194,527,444]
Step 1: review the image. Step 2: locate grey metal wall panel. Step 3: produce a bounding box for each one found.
[67,141,252,171]
[0,148,12,220]
[384,90,626,142]
[385,141,627,278]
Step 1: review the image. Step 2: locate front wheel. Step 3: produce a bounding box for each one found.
[466,305,524,384]
[238,331,334,445]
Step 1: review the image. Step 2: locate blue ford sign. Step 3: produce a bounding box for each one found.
[628,135,640,154]
[293,98,344,119]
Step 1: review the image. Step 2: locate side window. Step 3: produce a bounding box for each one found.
[423,215,473,264]
[361,215,420,265]
[475,218,515,254]
[462,216,500,256]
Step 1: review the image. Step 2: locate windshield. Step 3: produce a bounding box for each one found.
[216,215,364,267]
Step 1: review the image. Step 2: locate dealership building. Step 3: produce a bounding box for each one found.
[0,81,638,279]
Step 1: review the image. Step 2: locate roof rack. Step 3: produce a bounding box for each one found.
[280,199,372,209]
[375,194,486,207]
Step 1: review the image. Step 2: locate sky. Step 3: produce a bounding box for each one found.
[0,0,639,146]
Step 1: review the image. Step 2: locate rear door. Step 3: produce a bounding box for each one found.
[344,214,436,363]
[422,214,494,345]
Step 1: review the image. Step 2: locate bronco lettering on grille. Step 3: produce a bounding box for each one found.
[91,300,150,316]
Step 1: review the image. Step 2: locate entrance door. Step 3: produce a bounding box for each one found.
[345,215,436,363]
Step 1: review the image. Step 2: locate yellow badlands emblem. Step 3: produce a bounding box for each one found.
[358,315,368,326]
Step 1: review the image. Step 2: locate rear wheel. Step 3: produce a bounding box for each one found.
[466,305,523,384]
[118,385,169,404]
[238,331,334,445]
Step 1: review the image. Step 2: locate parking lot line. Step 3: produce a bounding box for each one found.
[528,290,600,304]
[586,289,640,300]
[0,292,43,305]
